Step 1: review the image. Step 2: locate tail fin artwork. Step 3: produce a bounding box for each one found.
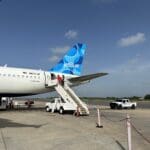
[50,43,86,76]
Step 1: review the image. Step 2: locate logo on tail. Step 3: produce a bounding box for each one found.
[50,43,86,76]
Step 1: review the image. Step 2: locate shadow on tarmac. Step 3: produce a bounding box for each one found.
[0,118,46,129]
[115,140,126,150]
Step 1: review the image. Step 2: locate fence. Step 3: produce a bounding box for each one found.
[96,108,150,150]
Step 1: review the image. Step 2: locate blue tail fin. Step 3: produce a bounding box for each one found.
[50,43,86,76]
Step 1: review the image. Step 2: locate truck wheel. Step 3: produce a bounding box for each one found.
[114,104,117,109]
[59,107,64,114]
[110,105,115,109]
[131,105,135,109]
[110,104,116,109]
[45,106,50,112]
[118,105,122,109]
[110,106,113,109]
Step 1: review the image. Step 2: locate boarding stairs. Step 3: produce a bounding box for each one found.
[45,78,89,115]
[54,84,89,115]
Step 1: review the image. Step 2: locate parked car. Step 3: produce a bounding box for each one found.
[110,99,137,109]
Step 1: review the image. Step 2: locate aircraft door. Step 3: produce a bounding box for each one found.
[44,72,56,87]
[44,72,51,86]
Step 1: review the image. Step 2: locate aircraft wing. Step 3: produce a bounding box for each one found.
[68,72,108,85]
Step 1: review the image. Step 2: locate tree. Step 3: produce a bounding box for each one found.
[144,94,150,100]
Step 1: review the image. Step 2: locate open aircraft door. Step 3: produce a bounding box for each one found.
[44,72,57,87]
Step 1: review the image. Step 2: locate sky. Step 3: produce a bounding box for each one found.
[0,0,150,97]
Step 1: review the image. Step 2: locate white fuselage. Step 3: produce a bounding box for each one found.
[0,66,75,97]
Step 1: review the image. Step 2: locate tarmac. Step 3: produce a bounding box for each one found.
[0,101,149,150]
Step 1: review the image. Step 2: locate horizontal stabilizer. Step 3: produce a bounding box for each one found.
[69,72,108,84]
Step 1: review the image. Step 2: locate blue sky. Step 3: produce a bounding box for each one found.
[0,0,150,97]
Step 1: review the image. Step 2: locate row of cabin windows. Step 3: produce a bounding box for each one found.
[0,73,40,79]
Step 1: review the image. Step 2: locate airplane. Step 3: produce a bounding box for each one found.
[0,43,108,100]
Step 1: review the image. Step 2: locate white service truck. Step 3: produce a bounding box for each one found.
[45,98,77,114]
[110,99,137,109]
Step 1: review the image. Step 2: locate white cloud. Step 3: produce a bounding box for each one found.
[118,32,146,47]
[105,54,150,75]
[48,55,60,62]
[97,55,150,97]
[48,45,70,62]
[65,30,78,39]
[51,46,70,54]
